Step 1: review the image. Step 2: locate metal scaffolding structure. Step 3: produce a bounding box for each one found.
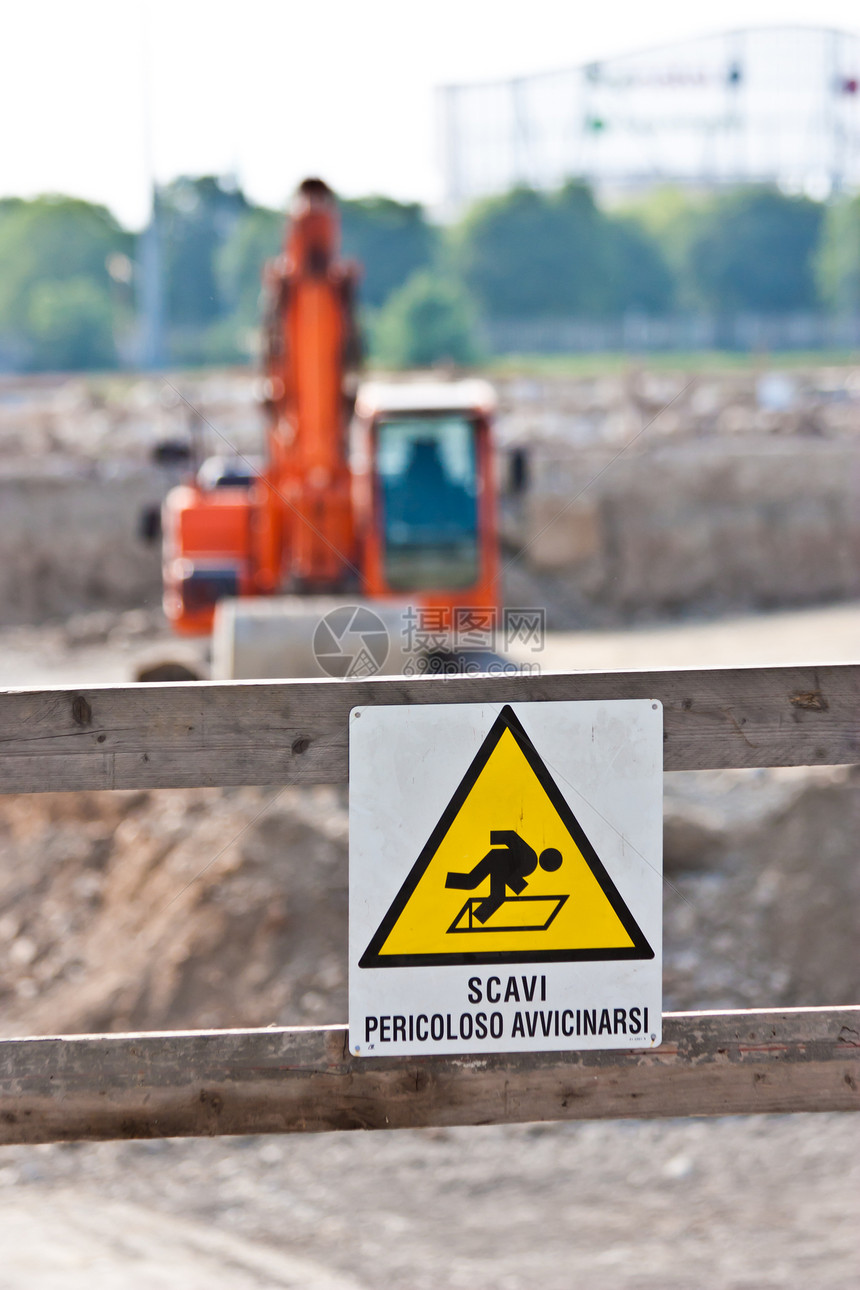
[438,26,860,213]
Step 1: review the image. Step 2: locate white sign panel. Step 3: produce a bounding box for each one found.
[349,700,662,1057]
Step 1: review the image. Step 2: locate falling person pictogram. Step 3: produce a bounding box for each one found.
[445,830,566,932]
[357,704,655,967]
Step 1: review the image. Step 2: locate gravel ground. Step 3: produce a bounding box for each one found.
[0,1115,856,1289]
[1,598,859,688]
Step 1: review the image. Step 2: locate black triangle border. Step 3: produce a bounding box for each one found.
[358,704,655,968]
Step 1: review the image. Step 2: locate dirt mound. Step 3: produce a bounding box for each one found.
[663,768,860,1009]
[0,786,348,1036]
[0,770,856,1036]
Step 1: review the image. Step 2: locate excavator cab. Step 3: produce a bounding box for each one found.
[355,381,498,617]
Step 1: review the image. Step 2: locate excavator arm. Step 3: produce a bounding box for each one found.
[162,179,361,632]
[261,178,360,589]
[160,178,499,665]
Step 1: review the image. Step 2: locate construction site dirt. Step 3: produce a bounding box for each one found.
[1,365,859,629]
[0,367,857,1288]
[0,617,858,1288]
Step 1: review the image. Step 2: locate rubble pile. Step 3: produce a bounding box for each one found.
[1,365,858,626]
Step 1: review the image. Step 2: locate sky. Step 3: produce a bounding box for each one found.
[2,0,859,228]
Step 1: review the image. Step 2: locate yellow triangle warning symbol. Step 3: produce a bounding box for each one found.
[360,705,654,968]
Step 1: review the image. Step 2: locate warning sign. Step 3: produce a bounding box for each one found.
[360,705,653,968]
[349,700,663,1058]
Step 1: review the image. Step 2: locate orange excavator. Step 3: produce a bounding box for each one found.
[161,178,498,674]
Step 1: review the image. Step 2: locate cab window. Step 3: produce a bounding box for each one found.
[376,416,479,591]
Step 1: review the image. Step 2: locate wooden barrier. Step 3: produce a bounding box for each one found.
[0,663,857,793]
[0,665,857,1143]
[0,1007,856,1145]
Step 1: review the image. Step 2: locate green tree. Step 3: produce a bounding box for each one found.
[617,185,707,308]
[340,197,437,309]
[216,205,282,326]
[454,184,598,317]
[686,187,824,312]
[815,195,860,314]
[0,195,128,370]
[157,176,250,332]
[372,271,481,368]
[453,181,672,318]
[604,217,675,313]
[27,277,115,370]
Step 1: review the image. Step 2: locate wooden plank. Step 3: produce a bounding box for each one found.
[0,664,857,793]
[0,1007,856,1144]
